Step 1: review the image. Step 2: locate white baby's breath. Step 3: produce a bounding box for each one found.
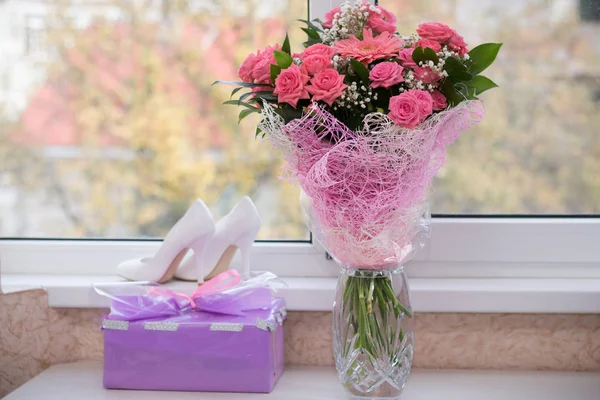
[321,0,370,45]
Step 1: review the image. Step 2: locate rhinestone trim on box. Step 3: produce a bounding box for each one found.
[276,314,283,325]
[210,323,244,332]
[279,307,287,317]
[143,321,179,332]
[256,318,277,332]
[102,320,129,331]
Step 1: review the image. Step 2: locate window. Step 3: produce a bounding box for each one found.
[25,15,45,56]
[376,0,600,214]
[1,0,599,300]
[0,0,309,240]
[580,0,600,21]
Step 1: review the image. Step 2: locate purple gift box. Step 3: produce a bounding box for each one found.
[99,280,286,393]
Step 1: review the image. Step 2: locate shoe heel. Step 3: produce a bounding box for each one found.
[234,229,258,278]
[189,234,210,284]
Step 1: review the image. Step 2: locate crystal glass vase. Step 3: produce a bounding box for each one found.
[300,189,424,399]
[333,267,414,400]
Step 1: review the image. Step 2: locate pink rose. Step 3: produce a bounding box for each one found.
[388,90,432,128]
[238,52,257,83]
[274,64,310,108]
[367,6,397,34]
[307,69,347,106]
[388,92,421,129]
[410,89,433,117]
[301,43,336,60]
[369,62,404,89]
[418,38,441,53]
[448,32,468,56]
[416,22,454,42]
[302,54,332,75]
[252,44,281,85]
[413,66,441,84]
[322,7,341,29]
[431,90,447,110]
[398,48,416,68]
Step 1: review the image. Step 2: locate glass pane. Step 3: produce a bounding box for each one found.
[0,0,308,239]
[380,0,600,214]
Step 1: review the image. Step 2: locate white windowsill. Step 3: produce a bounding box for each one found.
[5,361,600,400]
[3,274,600,313]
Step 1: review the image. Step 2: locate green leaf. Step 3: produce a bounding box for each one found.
[411,46,426,64]
[413,46,443,67]
[240,90,273,102]
[255,126,264,138]
[273,50,293,69]
[465,75,498,96]
[223,99,242,106]
[444,57,472,83]
[223,100,261,111]
[467,43,502,75]
[350,58,369,86]
[239,91,258,102]
[423,47,439,64]
[238,108,256,123]
[440,79,465,107]
[282,105,303,122]
[270,64,282,84]
[372,88,391,112]
[230,86,246,98]
[444,57,468,72]
[301,27,321,40]
[298,19,323,32]
[247,94,277,104]
[213,80,260,87]
[303,39,322,48]
[281,33,291,55]
[454,83,474,101]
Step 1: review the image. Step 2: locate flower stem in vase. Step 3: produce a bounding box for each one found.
[343,271,412,362]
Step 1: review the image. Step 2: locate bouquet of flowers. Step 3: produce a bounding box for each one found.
[217,1,500,397]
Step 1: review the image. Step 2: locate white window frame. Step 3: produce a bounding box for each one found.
[24,14,46,57]
[2,0,600,313]
[2,217,600,279]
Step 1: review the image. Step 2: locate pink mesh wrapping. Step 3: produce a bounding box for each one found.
[260,101,485,269]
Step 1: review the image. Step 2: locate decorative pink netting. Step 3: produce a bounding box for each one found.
[260,101,485,269]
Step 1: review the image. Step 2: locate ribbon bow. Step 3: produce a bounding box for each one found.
[103,270,277,322]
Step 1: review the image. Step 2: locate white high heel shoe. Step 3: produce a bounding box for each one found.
[175,196,261,282]
[117,200,215,284]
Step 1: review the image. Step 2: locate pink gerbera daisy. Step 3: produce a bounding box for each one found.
[334,29,403,64]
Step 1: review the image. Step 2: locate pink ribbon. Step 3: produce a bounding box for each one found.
[105,270,275,320]
[148,269,242,310]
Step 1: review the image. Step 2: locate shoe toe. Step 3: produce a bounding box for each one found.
[117,258,150,281]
